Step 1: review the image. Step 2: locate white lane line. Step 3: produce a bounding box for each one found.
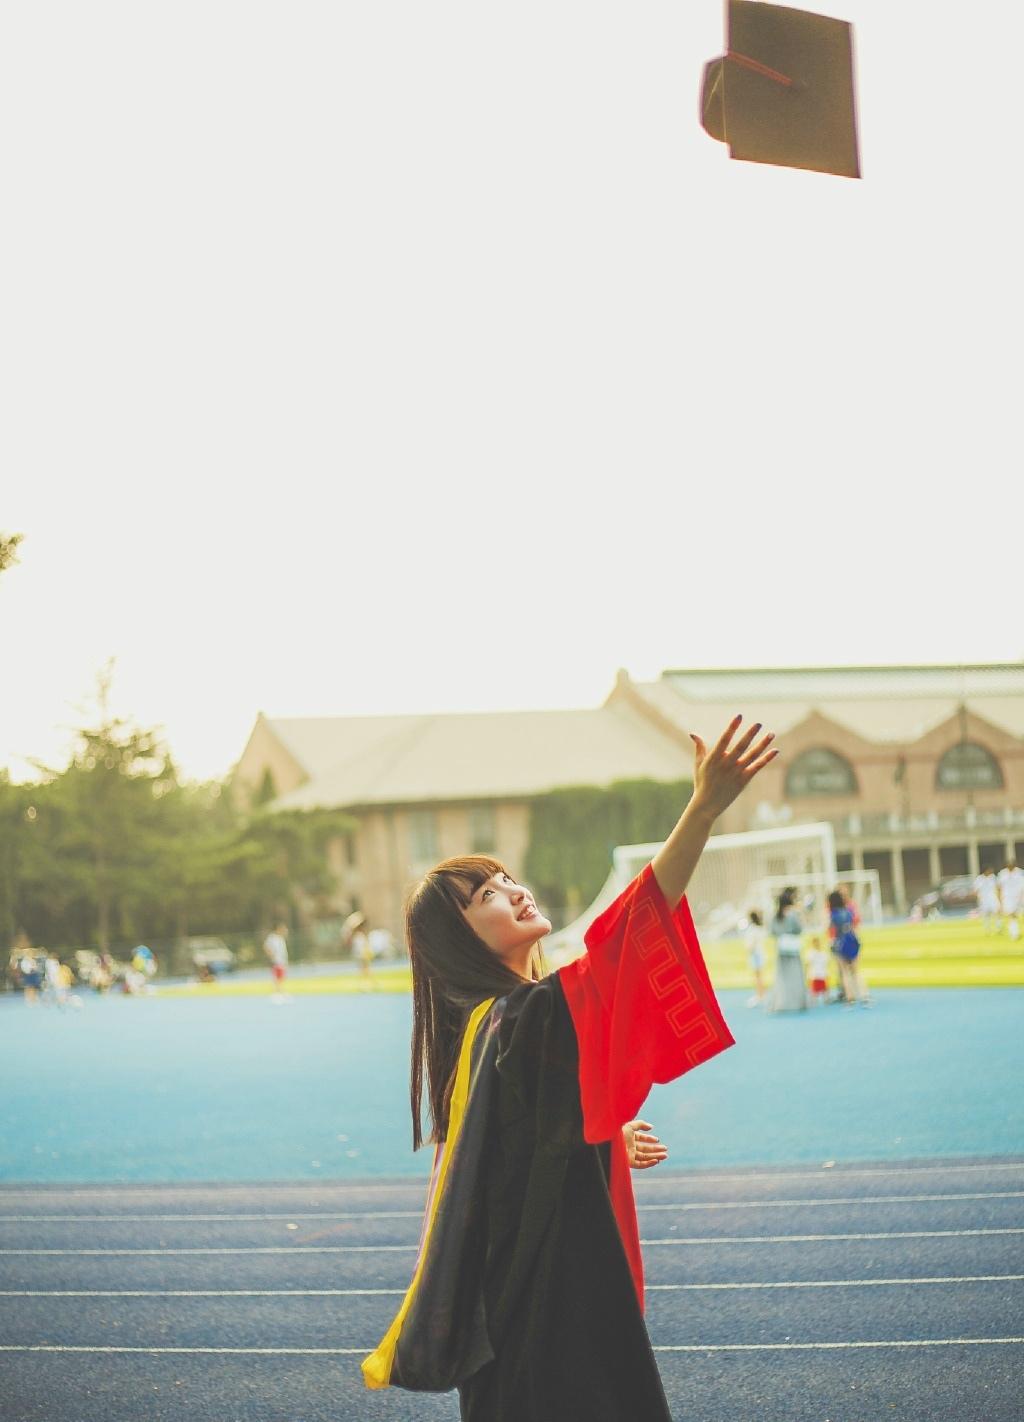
[4,1191,1021,1224]
[0,1246,416,1255]
[1,1276,1021,1298]
[646,1275,1024,1290]
[639,1192,1024,1212]
[0,1211,422,1224]
[644,1229,1024,1247]
[1,1339,1023,1356]
[0,1289,404,1297]
[0,1346,371,1355]
[654,1338,1024,1352]
[637,1163,1024,1184]
[4,1228,1023,1256]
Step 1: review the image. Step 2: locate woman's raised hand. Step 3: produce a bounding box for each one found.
[689,716,778,822]
[623,1120,668,1171]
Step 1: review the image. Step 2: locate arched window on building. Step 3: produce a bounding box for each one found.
[785,747,858,797]
[935,742,1004,791]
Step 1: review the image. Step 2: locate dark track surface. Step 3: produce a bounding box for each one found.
[2,1158,1023,1421]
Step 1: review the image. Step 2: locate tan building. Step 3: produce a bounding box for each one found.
[233,705,693,939]
[611,663,1024,913]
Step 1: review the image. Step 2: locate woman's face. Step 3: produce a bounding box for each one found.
[461,870,551,967]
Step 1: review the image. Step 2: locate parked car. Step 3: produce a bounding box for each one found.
[910,876,978,919]
[187,937,236,976]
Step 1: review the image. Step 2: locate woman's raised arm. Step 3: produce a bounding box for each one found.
[651,716,778,910]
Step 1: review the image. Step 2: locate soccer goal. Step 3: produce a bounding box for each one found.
[545,822,874,961]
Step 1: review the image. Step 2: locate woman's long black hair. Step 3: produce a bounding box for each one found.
[405,855,547,1150]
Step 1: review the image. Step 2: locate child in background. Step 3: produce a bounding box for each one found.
[807,937,829,1005]
[744,910,767,1007]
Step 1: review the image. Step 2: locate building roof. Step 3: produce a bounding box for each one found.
[623,664,1024,745]
[266,704,691,810]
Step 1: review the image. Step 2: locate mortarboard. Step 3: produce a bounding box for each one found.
[701,0,860,178]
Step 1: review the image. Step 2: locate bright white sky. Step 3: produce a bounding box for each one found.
[2,1,1020,784]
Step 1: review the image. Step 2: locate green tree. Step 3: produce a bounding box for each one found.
[3,663,356,958]
[39,716,177,951]
[0,532,22,575]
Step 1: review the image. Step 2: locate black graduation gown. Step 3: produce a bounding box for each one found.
[362,867,735,1421]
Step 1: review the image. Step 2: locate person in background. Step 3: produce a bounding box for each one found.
[744,909,767,1006]
[769,886,809,1012]
[997,860,1024,942]
[131,944,157,983]
[827,889,870,1006]
[44,950,69,1008]
[369,926,393,961]
[807,936,829,1006]
[972,865,1000,934]
[351,918,377,991]
[89,953,114,993]
[17,949,42,1004]
[826,884,861,1002]
[263,921,290,1002]
[837,884,861,929]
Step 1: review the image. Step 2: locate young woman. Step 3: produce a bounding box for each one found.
[363,716,777,1420]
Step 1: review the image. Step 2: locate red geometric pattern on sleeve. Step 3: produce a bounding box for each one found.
[559,863,735,1144]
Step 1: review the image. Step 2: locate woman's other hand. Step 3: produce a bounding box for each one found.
[623,1119,668,1170]
[689,716,778,823]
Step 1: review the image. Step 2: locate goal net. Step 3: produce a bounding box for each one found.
[545,822,871,962]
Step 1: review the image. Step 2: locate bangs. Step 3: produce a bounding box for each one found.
[428,855,509,909]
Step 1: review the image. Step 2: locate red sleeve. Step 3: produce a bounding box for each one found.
[557,863,735,1145]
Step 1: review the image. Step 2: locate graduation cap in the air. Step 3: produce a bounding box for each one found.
[701,0,860,177]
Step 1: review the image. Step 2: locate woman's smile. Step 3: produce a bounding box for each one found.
[461,872,552,974]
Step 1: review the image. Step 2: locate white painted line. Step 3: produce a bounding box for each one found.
[1,1339,1022,1356]
[1,1276,1020,1298]
[4,1228,1022,1256]
[638,1162,1024,1185]
[0,1345,370,1355]
[3,1191,1020,1224]
[646,1275,1024,1291]
[653,1338,1024,1352]
[0,1211,422,1224]
[0,1245,416,1255]
[0,1184,430,1200]
[643,1229,1024,1247]
[0,1289,404,1297]
[638,1192,1024,1212]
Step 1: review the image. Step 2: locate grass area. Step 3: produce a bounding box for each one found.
[156,968,413,999]
[153,919,1024,996]
[705,917,1024,989]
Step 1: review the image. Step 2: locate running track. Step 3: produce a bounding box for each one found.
[2,1158,1022,1421]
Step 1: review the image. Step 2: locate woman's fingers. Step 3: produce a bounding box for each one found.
[743,748,780,779]
[738,731,776,767]
[711,715,743,759]
[625,1119,668,1170]
[731,721,763,760]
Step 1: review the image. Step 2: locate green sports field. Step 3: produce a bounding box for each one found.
[155,919,1024,997]
[705,917,1024,989]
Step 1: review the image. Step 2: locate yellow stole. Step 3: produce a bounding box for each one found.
[361,995,496,1389]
